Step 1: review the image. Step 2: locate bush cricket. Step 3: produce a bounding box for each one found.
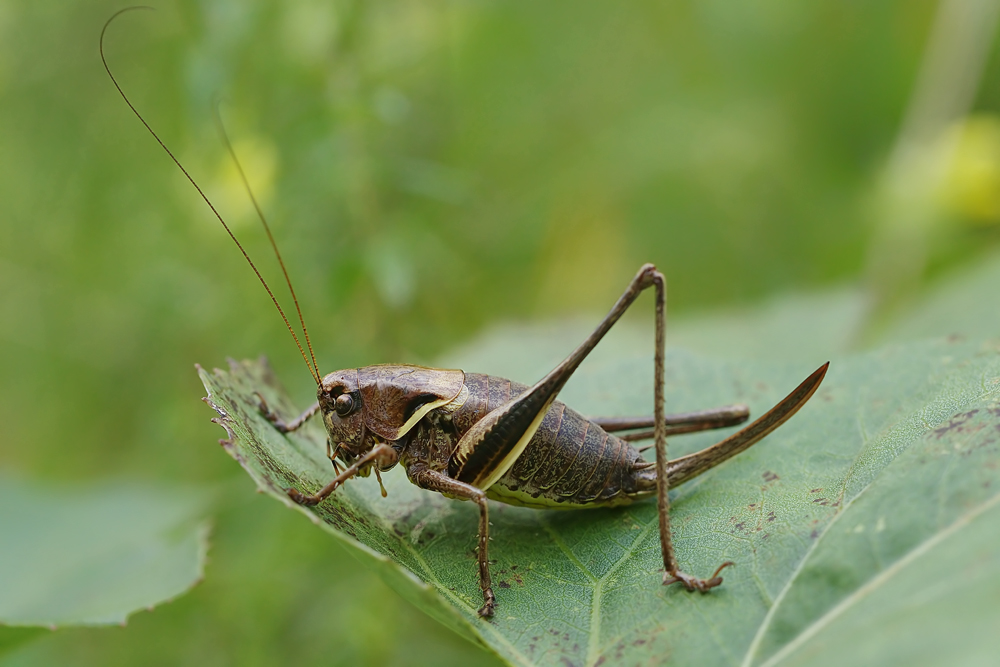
[102,8,828,619]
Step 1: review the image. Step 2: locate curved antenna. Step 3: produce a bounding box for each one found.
[101,7,321,385]
[211,101,319,380]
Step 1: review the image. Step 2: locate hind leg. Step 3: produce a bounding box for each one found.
[637,266,736,591]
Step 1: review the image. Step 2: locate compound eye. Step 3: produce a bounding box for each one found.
[334,393,355,417]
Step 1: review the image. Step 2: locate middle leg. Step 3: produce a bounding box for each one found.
[592,404,750,442]
[409,467,496,618]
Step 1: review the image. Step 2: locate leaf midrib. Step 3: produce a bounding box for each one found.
[584,513,660,667]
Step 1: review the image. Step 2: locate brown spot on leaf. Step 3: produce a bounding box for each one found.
[933,409,981,439]
[498,581,511,589]
[762,471,779,483]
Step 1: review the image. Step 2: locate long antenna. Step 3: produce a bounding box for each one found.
[211,101,319,380]
[101,7,321,385]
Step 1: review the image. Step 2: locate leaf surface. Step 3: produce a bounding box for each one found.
[877,250,1000,344]
[200,335,1000,666]
[0,478,209,647]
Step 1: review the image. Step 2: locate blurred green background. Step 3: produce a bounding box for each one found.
[1,0,999,664]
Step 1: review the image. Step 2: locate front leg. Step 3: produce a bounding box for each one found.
[287,443,397,506]
[257,394,319,433]
[408,467,496,619]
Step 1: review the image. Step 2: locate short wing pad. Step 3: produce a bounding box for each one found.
[359,365,465,441]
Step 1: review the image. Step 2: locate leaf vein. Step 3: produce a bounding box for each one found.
[586,512,660,667]
[759,491,1000,667]
[739,386,997,667]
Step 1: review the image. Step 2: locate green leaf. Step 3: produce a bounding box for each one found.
[0,478,210,644]
[200,336,1000,667]
[877,250,1000,344]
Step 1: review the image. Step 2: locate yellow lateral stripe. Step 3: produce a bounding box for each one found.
[473,396,557,490]
[485,483,638,509]
[394,396,454,439]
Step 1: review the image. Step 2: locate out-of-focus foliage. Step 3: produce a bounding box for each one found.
[0,0,999,665]
[0,479,209,627]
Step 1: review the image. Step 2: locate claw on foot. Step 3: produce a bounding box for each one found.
[663,561,734,592]
[477,589,497,618]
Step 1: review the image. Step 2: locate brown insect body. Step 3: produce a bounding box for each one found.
[321,366,654,510]
[319,364,802,514]
[459,373,651,509]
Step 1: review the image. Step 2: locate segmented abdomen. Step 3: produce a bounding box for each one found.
[450,373,652,509]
